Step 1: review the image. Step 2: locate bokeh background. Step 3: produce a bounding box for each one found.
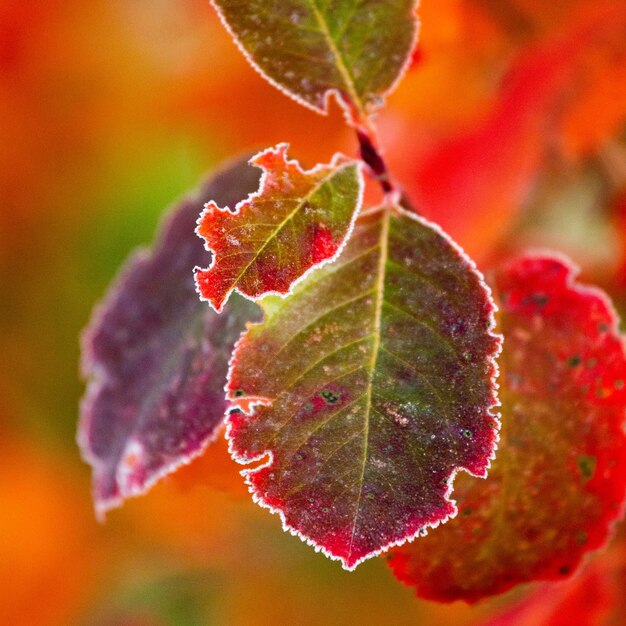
[1,0,625,624]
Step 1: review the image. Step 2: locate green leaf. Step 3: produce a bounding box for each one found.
[210,0,419,124]
[194,144,362,312]
[226,205,501,570]
[387,255,626,603]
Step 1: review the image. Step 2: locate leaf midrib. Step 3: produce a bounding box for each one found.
[306,0,366,118]
[347,206,391,558]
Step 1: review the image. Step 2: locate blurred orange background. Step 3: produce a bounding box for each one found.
[1,1,625,624]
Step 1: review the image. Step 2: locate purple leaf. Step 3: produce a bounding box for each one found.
[78,157,262,517]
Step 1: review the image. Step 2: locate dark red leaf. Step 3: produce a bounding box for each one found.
[226,205,500,569]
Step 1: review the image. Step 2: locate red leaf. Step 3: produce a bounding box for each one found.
[387,254,626,602]
[225,205,500,570]
[78,157,261,517]
[194,144,362,312]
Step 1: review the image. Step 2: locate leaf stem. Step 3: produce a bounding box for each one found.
[356,128,421,214]
[357,129,394,195]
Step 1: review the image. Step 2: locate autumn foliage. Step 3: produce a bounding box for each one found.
[2,0,626,624]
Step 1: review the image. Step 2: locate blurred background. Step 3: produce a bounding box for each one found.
[1,0,625,624]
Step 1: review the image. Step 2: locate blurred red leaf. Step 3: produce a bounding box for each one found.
[387,254,626,602]
[388,1,626,261]
[485,526,626,626]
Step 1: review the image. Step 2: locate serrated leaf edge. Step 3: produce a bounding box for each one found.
[223,205,502,570]
[194,143,364,313]
[209,0,421,128]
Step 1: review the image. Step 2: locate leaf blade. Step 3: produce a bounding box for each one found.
[387,254,626,602]
[78,157,262,517]
[226,206,501,569]
[210,0,419,123]
[194,144,362,312]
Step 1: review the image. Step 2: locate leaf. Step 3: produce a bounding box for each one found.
[78,157,262,517]
[387,255,626,602]
[225,205,501,570]
[194,144,363,313]
[209,0,419,124]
